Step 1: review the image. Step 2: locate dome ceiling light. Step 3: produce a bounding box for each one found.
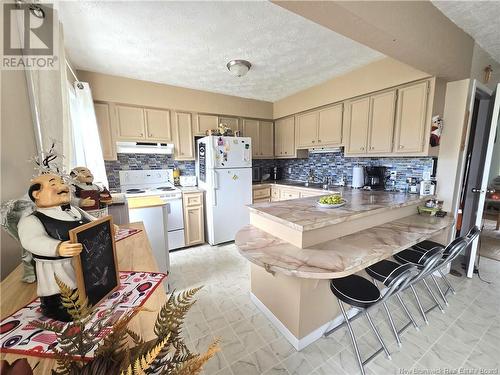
[226,59,252,77]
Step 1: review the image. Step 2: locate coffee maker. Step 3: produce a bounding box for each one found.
[364,166,387,190]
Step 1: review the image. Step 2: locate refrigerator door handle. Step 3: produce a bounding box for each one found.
[213,170,218,189]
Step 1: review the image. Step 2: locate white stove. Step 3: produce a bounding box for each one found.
[119,170,186,259]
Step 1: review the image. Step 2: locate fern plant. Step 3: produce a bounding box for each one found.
[33,277,219,375]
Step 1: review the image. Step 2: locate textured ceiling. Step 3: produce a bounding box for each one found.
[57,1,383,102]
[433,1,500,64]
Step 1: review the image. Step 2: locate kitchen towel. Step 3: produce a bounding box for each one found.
[0,270,166,360]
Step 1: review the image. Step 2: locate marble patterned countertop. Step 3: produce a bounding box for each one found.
[235,214,453,279]
[248,187,429,232]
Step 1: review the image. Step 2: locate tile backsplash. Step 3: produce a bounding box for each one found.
[105,153,195,190]
[106,151,435,192]
[253,151,436,191]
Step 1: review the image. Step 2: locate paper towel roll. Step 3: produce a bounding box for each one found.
[352,166,365,188]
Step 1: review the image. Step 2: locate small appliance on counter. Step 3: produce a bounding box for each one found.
[179,175,197,187]
[407,177,420,194]
[352,166,365,188]
[364,166,387,190]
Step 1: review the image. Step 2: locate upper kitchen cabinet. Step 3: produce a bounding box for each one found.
[296,111,317,148]
[219,116,239,133]
[115,104,172,142]
[296,103,343,149]
[194,114,219,136]
[94,102,117,161]
[173,111,194,160]
[344,96,370,154]
[394,81,429,154]
[367,90,396,154]
[275,116,295,158]
[317,104,343,146]
[116,105,146,140]
[144,108,172,141]
[344,79,432,157]
[242,119,274,159]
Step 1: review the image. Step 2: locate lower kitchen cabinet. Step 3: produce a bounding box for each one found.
[182,191,205,246]
[252,186,271,203]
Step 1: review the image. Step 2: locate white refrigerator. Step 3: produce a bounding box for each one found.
[196,136,253,245]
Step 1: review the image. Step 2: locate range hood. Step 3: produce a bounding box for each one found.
[116,141,174,155]
[308,146,343,154]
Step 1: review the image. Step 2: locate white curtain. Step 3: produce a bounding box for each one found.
[67,82,109,187]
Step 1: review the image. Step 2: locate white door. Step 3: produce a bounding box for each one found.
[211,136,252,169]
[466,83,500,277]
[209,168,252,245]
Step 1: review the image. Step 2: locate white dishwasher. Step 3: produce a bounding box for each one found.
[128,203,170,274]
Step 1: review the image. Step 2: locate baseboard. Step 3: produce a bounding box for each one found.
[250,292,350,351]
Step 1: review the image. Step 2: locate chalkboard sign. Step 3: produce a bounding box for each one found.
[69,216,119,306]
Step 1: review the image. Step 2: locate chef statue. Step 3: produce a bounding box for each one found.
[18,173,94,321]
[70,166,112,211]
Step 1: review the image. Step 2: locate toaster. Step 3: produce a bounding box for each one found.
[180,175,197,187]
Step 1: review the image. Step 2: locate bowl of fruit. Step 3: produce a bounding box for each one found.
[317,194,346,208]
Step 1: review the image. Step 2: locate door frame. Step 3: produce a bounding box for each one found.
[453,80,499,278]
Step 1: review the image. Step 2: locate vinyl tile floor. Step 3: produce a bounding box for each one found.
[169,243,500,375]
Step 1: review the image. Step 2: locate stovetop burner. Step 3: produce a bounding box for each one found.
[157,186,175,191]
[126,188,146,194]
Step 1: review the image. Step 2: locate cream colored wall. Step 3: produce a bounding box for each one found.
[0,70,38,280]
[436,79,470,218]
[273,57,430,119]
[77,70,273,119]
[470,43,500,92]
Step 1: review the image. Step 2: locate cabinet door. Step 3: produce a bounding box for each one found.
[296,111,318,148]
[259,121,274,158]
[275,116,295,158]
[145,108,172,141]
[280,188,301,200]
[242,119,260,157]
[271,186,281,201]
[367,90,396,153]
[116,105,146,140]
[394,81,429,153]
[195,114,219,136]
[94,103,117,160]
[318,104,342,146]
[219,116,239,133]
[174,112,194,159]
[184,205,204,246]
[345,97,370,154]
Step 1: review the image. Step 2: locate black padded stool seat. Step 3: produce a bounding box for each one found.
[412,240,444,253]
[394,247,439,266]
[365,260,401,283]
[330,275,381,309]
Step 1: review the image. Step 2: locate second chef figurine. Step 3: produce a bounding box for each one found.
[70,166,112,211]
[18,174,95,321]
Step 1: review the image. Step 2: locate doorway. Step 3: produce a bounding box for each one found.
[456,82,499,277]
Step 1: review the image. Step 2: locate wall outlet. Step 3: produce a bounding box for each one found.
[389,171,397,181]
[288,167,292,174]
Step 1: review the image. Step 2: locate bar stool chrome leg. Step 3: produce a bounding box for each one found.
[438,269,456,295]
[382,302,402,347]
[410,285,428,324]
[422,279,445,313]
[365,311,391,360]
[396,294,419,331]
[338,299,365,375]
[431,275,449,306]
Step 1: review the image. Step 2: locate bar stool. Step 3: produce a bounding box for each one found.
[406,226,481,297]
[367,247,445,325]
[325,263,417,375]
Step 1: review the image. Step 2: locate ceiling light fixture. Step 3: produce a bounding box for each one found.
[226,59,252,77]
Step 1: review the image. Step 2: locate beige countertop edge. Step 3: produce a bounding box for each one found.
[235,216,454,279]
[248,196,429,232]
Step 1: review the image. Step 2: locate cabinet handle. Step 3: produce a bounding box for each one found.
[370,146,374,150]
[312,140,315,143]
[140,133,144,137]
[318,139,321,143]
[360,147,364,151]
[399,145,404,149]
[284,151,287,154]
[149,133,152,137]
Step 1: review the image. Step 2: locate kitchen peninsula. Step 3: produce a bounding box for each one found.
[235,188,453,350]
